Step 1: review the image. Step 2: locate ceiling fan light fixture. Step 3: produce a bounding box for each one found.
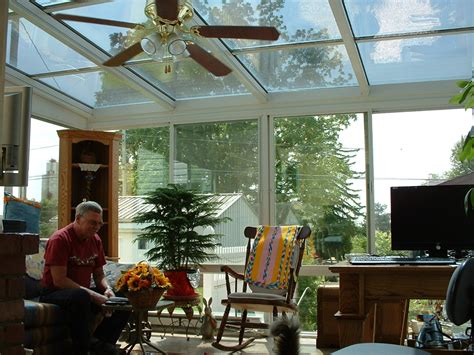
[168,39,188,57]
[140,37,157,55]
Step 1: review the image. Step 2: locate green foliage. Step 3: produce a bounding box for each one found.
[175,121,259,196]
[449,79,474,110]
[133,184,230,270]
[39,197,58,238]
[297,276,325,331]
[274,115,364,260]
[351,230,407,256]
[374,203,390,233]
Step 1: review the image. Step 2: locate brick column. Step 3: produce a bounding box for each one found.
[0,233,39,355]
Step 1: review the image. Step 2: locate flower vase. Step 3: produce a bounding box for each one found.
[125,288,165,309]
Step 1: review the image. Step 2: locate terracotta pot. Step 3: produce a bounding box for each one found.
[164,270,199,298]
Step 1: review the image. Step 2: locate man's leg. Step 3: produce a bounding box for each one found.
[94,309,131,344]
[39,288,92,355]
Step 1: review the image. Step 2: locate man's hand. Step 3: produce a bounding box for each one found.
[90,290,109,305]
[104,287,115,298]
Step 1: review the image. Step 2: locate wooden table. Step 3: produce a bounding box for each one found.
[103,299,175,354]
[329,263,458,348]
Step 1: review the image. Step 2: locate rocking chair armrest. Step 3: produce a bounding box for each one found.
[220,265,244,281]
[221,265,245,295]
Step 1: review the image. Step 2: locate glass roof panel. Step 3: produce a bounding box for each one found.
[359,33,473,85]
[37,70,153,107]
[53,0,149,60]
[6,16,96,75]
[128,60,248,99]
[345,0,474,38]
[237,44,357,92]
[194,0,341,49]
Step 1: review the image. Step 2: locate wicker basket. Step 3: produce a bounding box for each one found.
[125,288,166,309]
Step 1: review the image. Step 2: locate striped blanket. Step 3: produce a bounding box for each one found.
[244,225,301,290]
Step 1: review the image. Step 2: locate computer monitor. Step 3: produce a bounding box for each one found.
[390,184,474,258]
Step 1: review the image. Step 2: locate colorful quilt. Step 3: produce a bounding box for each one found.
[244,225,301,290]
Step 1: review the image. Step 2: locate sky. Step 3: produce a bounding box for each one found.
[339,108,474,212]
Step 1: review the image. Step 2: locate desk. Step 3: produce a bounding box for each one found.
[103,299,174,354]
[329,263,457,348]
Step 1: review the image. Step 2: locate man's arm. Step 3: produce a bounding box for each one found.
[92,267,115,298]
[50,265,108,305]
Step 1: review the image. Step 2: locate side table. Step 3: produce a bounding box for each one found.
[103,299,175,354]
[160,295,202,340]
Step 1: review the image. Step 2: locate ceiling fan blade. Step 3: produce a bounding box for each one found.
[103,42,143,67]
[155,0,178,21]
[193,26,280,41]
[185,42,232,77]
[53,14,140,29]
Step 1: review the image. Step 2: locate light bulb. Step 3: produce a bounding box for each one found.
[168,39,187,56]
[140,37,157,55]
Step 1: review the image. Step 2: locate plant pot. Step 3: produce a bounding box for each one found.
[163,270,199,298]
[125,288,166,309]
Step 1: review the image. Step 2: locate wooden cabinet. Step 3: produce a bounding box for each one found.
[57,130,122,258]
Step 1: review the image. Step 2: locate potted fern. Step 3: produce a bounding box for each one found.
[133,184,229,298]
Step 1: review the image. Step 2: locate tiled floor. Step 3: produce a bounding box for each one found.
[119,333,332,354]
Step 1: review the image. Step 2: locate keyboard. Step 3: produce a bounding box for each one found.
[349,255,456,265]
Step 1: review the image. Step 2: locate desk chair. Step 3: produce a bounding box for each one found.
[212,225,311,352]
[445,257,474,349]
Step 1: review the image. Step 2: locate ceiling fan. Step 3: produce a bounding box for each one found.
[53,0,280,76]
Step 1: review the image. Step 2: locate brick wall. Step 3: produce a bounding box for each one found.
[0,233,39,355]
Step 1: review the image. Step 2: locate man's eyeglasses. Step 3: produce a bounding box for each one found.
[84,218,104,228]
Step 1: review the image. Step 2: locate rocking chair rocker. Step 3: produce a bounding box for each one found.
[212,225,311,352]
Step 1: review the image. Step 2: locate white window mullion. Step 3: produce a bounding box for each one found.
[268,115,276,226]
[364,111,376,254]
[169,124,175,184]
[258,115,272,225]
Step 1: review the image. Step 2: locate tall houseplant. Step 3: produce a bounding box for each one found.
[133,184,229,297]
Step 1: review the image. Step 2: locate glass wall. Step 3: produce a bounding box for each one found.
[174,120,259,264]
[274,113,366,264]
[117,127,170,262]
[372,109,473,255]
[1,118,63,238]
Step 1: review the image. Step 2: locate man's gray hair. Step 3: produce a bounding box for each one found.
[75,201,102,217]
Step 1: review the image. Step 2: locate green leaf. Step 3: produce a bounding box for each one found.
[449,92,464,105]
[456,80,471,88]
[459,85,473,104]
[464,97,474,110]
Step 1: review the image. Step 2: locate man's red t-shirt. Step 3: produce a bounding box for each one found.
[41,223,106,289]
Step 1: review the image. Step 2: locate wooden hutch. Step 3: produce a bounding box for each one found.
[57,130,122,259]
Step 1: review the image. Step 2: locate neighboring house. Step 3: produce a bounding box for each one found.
[117,193,258,263]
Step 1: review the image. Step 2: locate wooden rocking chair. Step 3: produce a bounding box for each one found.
[212,225,311,352]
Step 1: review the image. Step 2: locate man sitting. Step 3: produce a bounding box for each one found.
[40,201,129,355]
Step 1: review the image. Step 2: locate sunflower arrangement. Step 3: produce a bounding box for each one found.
[115,262,171,294]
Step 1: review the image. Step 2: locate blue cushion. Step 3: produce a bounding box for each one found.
[24,300,67,328]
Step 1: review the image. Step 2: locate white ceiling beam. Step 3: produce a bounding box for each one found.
[6,66,90,128]
[41,0,112,13]
[329,0,370,96]
[88,80,462,130]
[9,0,175,111]
[191,14,268,103]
